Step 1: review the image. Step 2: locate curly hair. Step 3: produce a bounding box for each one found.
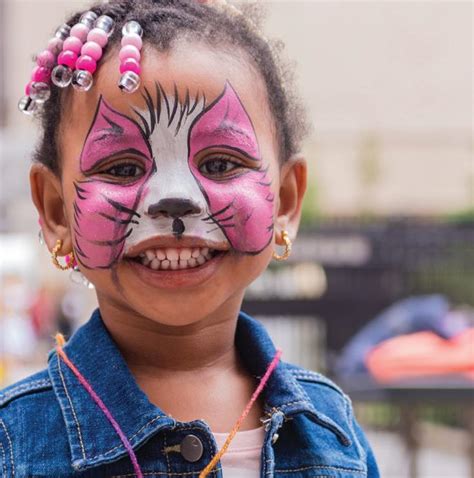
[33,0,310,175]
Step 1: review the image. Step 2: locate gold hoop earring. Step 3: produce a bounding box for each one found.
[51,239,75,271]
[272,230,292,261]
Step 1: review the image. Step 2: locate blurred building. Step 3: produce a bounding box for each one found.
[0,0,472,234]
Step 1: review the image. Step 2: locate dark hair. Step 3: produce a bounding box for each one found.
[34,0,310,175]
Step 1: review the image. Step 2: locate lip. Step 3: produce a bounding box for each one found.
[124,249,228,290]
[125,235,230,258]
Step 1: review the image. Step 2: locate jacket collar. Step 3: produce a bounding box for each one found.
[47,308,332,470]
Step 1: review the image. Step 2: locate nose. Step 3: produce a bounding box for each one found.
[147,198,201,219]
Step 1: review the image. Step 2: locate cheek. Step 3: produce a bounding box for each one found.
[189,162,275,253]
[72,180,144,269]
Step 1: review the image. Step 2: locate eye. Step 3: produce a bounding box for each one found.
[199,156,242,177]
[101,162,145,179]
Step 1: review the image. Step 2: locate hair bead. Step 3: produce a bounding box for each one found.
[118,21,144,94]
[72,15,114,92]
[36,50,56,69]
[70,23,90,43]
[18,23,72,114]
[51,11,98,88]
[76,55,97,74]
[32,66,51,83]
[119,58,141,75]
[29,82,51,103]
[87,28,108,47]
[55,23,72,41]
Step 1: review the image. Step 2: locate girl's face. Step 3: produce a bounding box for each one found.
[52,40,298,325]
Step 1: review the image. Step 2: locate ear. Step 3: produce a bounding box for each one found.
[30,163,73,255]
[275,154,307,245]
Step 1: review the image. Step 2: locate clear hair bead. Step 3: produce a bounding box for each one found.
[118,71,140,93]
[18,96,37,115]
[122,21,143,38]
[51,65,73,87]
[72,69,93,91]
[29,82,51,103]
[95,15,115,35]
[55,24,71,41]
[80,11,98,29]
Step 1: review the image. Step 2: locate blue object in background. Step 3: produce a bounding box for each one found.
[335,294,471,377]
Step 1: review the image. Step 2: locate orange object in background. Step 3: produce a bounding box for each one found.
[365,328,474,383]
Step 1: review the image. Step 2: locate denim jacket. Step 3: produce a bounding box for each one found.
[0,308,379,477]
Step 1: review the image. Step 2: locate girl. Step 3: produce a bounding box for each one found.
[1,1,380,477]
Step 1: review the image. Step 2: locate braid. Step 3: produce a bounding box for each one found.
[32,0,310,175]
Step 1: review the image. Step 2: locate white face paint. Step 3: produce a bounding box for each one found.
[124,91,228,252]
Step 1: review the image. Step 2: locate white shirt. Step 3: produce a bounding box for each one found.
[212,425,266,477]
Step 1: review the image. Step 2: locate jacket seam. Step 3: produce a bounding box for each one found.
[57,354,87,460]
[343,394,367,464]
[163,432,171,474]
[274,465,366,474]
[85,415,167,461]
[0,419,14,477]
[0,379,51,407]
[0,441,6,477]
[290,371,345,396]
[278,398,313,409]
[112,470,221,477]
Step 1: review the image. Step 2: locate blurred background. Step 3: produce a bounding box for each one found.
[0,1,473,477]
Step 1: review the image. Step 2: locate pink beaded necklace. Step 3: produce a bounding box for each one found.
[55,333,282,478]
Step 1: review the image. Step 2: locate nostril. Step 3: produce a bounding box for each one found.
[147,198,201,218]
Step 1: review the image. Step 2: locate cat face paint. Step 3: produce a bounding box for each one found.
[73,82,274,269]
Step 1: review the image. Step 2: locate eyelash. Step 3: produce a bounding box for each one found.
[98,160,146,180]
[198,155,246,178]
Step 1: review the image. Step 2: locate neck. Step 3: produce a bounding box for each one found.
[97,293,245,378]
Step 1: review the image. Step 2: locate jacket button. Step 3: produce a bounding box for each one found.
[180,434,204,462]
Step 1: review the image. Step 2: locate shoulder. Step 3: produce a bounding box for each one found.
[0,368,52,409]
[282,362,380,477]
[283,361,352,412]
[0,368,72,477]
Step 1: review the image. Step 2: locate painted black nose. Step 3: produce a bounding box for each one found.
[147,198,201,218]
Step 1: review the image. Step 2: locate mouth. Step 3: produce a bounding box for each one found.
[123,236,230,272]
[126,246,226,271]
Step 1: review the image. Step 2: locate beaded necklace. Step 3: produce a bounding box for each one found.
[55,333,282,478]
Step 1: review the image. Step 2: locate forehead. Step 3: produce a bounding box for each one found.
[62,39,276,153]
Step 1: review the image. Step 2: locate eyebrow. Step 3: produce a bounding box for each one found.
[213,122,255,144]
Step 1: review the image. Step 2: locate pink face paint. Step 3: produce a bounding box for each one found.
[188,82,274,253]
[73,97,152,269]
[73,83,275,271]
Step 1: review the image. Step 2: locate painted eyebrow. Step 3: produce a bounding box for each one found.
[213,122,255,144]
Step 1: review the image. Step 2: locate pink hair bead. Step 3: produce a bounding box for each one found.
[121,33,143,50]
[25,81,33,96]
[70,23,89,43]
[119,45,140,62]
[120,58,141,75]
[32,66,51,83]
[63,36,83,55]
[75,55,97,74]
[57,50,78,68]
[81,41,102,61]
[87,28,108,48]
[36,50,55,69]
[47,37,64,55]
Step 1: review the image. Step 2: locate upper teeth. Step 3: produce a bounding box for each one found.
[137,247,215,270]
